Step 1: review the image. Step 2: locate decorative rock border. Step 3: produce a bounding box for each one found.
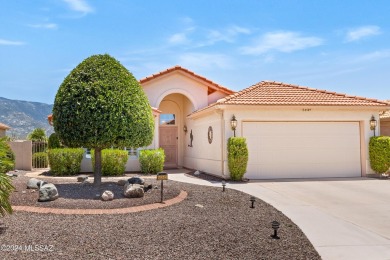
[12,190,187,215]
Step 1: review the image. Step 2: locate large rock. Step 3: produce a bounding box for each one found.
[38,183,59,202]
[127,176,145,186]
[117,179,127,186]
[101,190,114,201]
[124,183,144,198]
[77,175,89,182]
[27,178,43,189]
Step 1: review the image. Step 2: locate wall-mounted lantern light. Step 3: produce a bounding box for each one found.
[183,125,188,134]
[370,115,377,136]
[230,115,237,137]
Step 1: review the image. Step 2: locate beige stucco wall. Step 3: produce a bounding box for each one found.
[184,111,224,176]
[142,72,208,110]
[380,119,390,136]
[8,140,32,171]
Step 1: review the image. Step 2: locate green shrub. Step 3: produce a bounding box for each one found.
[48,133,63,149]
[139,148,165,174]
[369,136,390,173]
[0,173,14,216]
[91,149,129,176]
[48,148,84,175]
[228,137,249,181]
[27,128,47,141]
[32,152,48,168]
[0,138,15,173]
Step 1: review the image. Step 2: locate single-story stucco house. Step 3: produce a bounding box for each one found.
[0,123,10,138]
[380,104,390,136]
[50,66,390,179]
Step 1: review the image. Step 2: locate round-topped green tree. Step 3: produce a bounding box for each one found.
[53,54,154,186]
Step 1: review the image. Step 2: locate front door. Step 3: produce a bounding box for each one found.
[159,126,178,168]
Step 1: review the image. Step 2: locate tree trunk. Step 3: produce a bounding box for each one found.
[94,147,102,187]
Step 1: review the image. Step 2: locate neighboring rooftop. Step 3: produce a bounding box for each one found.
[216,81,390,106]
[140,65,234,95]
[0,122,10,130]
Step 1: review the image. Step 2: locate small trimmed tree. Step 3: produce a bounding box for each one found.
[228,137,248,181]
[53,54,154,186]
[369,136,390,173]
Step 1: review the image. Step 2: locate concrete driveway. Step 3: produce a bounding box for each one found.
[169,173,390,260]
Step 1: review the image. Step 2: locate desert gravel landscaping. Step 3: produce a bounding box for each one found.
[0,172,320,260]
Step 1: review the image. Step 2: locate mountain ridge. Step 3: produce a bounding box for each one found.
[0,97,53,139]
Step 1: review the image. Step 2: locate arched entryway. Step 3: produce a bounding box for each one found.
[157,93,195,168]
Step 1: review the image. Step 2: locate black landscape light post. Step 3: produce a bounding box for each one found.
[222,180,226,192]
[250,196,256,208]
[271,221,280,239]
[157,172,168,203]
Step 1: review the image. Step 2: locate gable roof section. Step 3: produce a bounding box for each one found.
[190,81,389,116]
[0,123,10,130]
[217,81,389,106]
[140,66,234,95]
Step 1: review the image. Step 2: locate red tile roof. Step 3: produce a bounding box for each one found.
[216,81,389,106]
[190,81,389,116]
[0,123,10,130]
[140,65,234,95]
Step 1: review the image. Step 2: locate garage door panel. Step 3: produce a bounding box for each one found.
[243,122,361,179]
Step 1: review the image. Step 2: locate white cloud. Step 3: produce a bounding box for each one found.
[168,33,188,44]
[206,25,251,45]
[345,26,381,42]
[63,0,94,14]
[241,31,323,55]
[28,23,58,29]
[353,50,390,62]
[177,53,231,70]
[0,39,25,46]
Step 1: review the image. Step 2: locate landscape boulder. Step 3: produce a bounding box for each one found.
[127,176,145,186]
[77,175,89,182]
[27,178,43,189]
[124,183,144,198]
[38,183,59,202]
[101,190,114,201]
[117,179,127,186]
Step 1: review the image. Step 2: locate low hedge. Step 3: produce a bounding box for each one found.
[139,148,165,174]
[32,152,48,168]
[369,136,390,173]
[48,148,84,175]
[0,138,15,173]
[91,149,129,176]
[228,137,248,181]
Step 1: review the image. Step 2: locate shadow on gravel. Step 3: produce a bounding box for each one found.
[53,182,127,200]
[0,222,8,235]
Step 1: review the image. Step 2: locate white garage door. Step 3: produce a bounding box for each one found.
[243,122,361,179]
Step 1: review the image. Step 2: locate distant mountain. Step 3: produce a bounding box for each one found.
[0,97,53,139]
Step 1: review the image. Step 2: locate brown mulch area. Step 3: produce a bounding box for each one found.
[1,171,321,260]
[10,172,180,209]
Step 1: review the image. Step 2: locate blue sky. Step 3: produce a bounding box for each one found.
[1,0,389,103]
